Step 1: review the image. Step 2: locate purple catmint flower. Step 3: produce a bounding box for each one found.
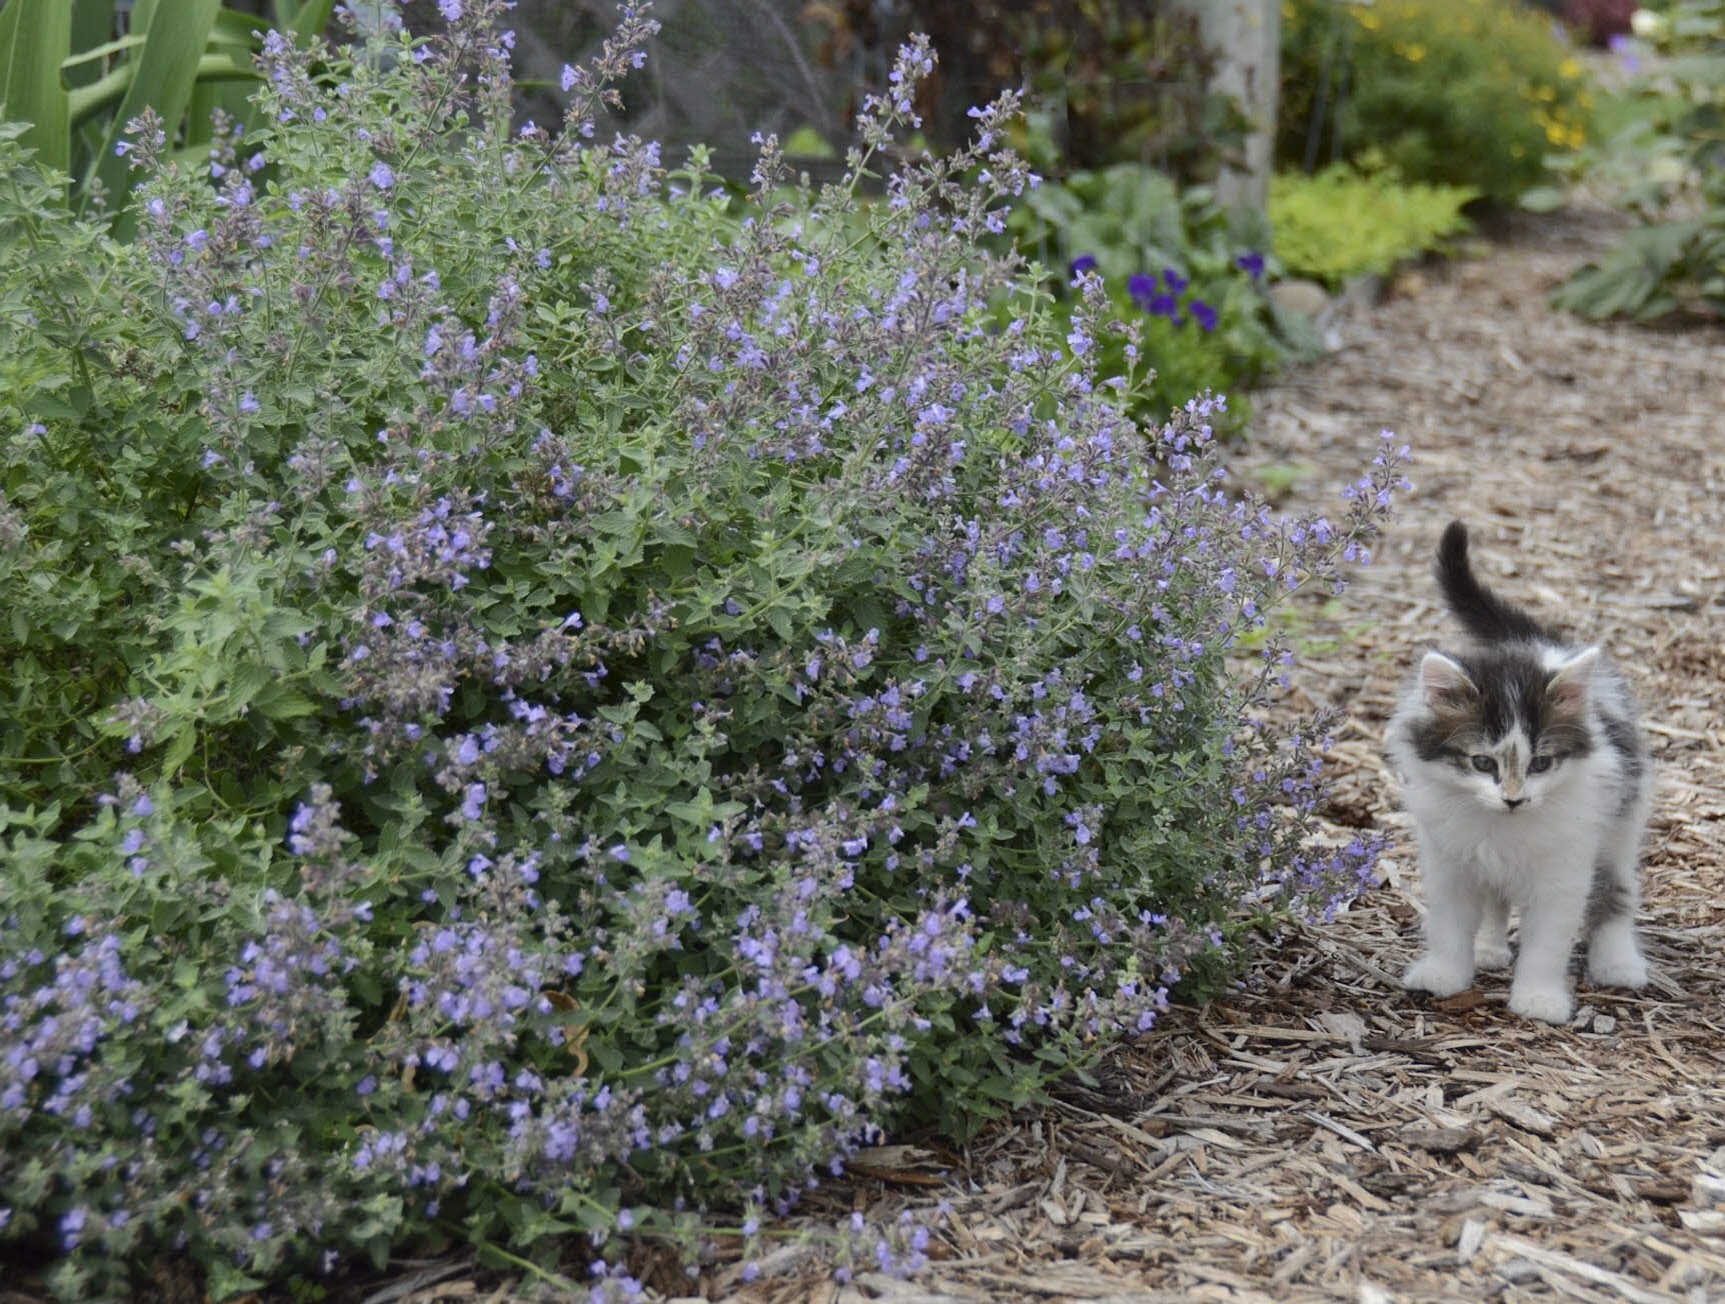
[59,1207,87,1250]
[1068,253,1098,277]
[458,783,486,821]
[1127,272,1156,309]
[1236,250,1266,281]
[1190,300,1218,333]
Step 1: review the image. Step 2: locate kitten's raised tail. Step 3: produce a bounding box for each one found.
[1436,521,1550,644]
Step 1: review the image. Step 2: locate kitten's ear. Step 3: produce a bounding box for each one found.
[1419,652,1475,710]
[1546,647,1600,712]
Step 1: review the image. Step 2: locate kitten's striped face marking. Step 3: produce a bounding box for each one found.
[1412,648,1597,813]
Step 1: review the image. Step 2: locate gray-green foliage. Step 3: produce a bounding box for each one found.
[1553,0,1725,318]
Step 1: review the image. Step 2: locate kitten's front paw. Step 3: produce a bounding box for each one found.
[1507,986,1573,1025]
[1403,956,1473,998]
[1474,941,1513,971]
[1587,949,1649,990]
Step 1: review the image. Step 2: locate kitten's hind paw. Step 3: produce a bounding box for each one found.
[1474,941,1513,971]
[1402,956,1473,998]
[1508,986,1573,1025]
[1587,950,1649,990]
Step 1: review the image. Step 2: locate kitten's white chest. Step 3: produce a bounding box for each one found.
[1473,823,1560,894]
[1439,785,1605,898]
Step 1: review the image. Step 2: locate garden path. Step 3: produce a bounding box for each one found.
[689,201,1725,1304]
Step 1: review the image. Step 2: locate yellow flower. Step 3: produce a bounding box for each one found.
[1355,9,1381,30]
[1559,57,1583,80]
[1404,42,1427,62]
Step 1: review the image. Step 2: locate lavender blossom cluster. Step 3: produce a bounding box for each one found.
[0,0,1405,1294]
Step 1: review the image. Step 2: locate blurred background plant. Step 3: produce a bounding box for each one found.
[0,0,333,231]
[1003,162,1316,432]
[1269,160,1477,288]
[931,0,1252,182]
[1526,0,1641,46]
[1278,0,1595,205]
[1549,0,1725,318]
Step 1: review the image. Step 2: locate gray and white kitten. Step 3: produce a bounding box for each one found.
[1386,521,1652,1024]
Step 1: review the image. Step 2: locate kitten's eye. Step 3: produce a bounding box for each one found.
[1470,755,1498,776]
[1528,755,1553,774]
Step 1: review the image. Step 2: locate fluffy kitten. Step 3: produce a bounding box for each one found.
[1386,521,1652,1024]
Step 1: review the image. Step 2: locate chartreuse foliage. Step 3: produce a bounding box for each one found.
[0,2,1402,1297]
[1279,0,1595,203]
[1551,0,1725,318]
[1269,164,1476,288]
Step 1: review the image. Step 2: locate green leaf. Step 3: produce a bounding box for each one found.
[59,33,150,74]
[0,0,74,175]
[285,0,338,45]
[86,0,223,232]
[66,2,116,92]
[161,725,198,776]
[1517,185,1566,213]
[783,124,835,158]
[250,681,318,720]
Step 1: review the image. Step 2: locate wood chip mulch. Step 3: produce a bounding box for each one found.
[384,203,1725,1304]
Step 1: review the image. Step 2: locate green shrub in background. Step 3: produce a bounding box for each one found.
[1279,0,1595,203]
[1005,0,1250,181]
[797,0,1248,185]
[1551,0,1725,318]
[1269,164,1476,288]
[1004,163,1318,430]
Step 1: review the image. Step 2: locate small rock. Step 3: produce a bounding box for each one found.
[1344,272,1388,307]
[1269,278,1331,320]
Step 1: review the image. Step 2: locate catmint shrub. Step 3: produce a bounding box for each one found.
[0,0,1406,1294]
